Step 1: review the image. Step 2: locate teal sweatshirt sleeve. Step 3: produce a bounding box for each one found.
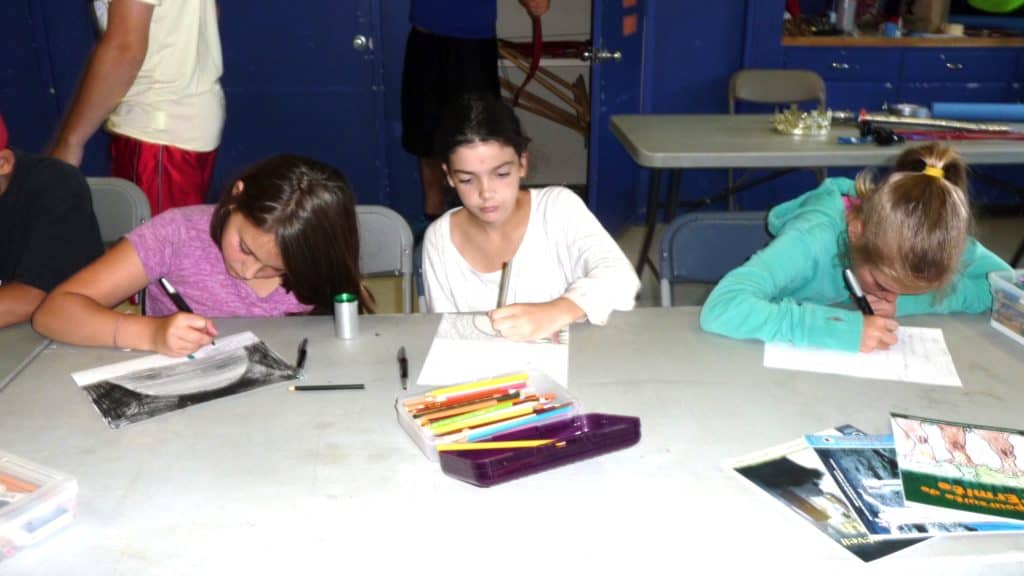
[700,229,864,352]
[896,238,1012,316]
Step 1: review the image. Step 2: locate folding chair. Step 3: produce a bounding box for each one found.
[659,211,771,307]
[727,68,827,209]
[87,177,151,245]
[356,205,414,314]
[87,177,151,312]
[414,241,426,313]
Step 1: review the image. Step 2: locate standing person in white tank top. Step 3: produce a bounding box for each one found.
[51,0,225,215]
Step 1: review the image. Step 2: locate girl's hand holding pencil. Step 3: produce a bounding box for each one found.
[865,293,897,319]
[489,298,582,343]
[153,313,218,357]
[860,315,899,353]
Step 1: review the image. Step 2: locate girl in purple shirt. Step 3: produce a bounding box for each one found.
[34,155,371,357]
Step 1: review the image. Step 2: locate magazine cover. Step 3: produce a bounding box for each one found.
[807,433,1024,537]
[730,425,926,562]
[891,413,1024,522]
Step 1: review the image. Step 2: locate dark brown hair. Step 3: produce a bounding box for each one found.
[435,92,532,163]
[851,143,971,293]
[210,155,373,313]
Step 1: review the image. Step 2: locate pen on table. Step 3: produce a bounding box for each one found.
[289,384,365,391]
[496,260,511,308]
[843,268,875,316]
[159,277,216,345]
[397,346,408,390]
[295,337,308,375]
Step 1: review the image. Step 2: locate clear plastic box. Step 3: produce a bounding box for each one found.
[989,269,1024,347]
[0,451,77,561]
[395,370,580,462]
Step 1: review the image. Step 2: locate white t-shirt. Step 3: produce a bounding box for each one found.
[96,0,225,152]
[422,186,641,325]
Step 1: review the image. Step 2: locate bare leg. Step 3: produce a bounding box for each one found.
[420,157,447,218]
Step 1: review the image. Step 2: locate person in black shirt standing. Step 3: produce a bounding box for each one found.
[0,113,104,328]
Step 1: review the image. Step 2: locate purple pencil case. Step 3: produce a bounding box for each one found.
[438,413,641,487]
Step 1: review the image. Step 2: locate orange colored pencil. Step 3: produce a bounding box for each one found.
[0,473,38,493]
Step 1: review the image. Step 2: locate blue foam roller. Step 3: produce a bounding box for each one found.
[931,102,1024,122]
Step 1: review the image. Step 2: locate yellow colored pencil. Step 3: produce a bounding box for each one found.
[429,402,539,436]
[425,373,529,399]
[436,440,555,451]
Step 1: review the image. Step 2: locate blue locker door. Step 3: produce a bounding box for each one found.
[2,0,61,157]
[587,0,644,234]
[215,0,386,204]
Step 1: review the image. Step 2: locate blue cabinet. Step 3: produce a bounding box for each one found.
[740,0,1024,209]
[783,48,900,110]
[784,48,902,81]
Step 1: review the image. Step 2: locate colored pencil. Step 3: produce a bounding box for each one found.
[429,402,541,436]
[413,391,521,420]
[403,382,527,411]
[423,373,529,400]
[0,473,38,493]
[436,440,557,452]
[465,405,573,442]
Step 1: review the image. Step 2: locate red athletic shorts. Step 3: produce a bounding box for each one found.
[109,134,218,216]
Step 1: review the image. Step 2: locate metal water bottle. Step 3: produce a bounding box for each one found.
[334,293,359,339]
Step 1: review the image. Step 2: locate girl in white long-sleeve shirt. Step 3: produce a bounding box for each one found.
[422,93,640,341]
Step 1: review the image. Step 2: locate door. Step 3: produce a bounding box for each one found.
[216,0,386,203]
[587,0,644,233]
[3,0,60,156]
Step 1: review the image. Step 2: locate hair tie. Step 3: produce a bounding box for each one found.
[922,166,944,179]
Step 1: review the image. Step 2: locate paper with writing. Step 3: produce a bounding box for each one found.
[763,326,961,387]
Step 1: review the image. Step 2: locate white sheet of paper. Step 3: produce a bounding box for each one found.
[71,332,258,387]
[416,314,569,388]
[763,326,961,387]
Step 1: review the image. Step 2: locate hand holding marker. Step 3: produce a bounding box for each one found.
[158,277,217,345]
[842,268,874,316]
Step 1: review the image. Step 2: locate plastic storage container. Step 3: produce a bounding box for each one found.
[0,451,77,561]
[396,370,579,462]
[439,412,642,487]
[989,269,1024,347]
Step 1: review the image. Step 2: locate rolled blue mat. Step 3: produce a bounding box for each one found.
[931,102,1024,121]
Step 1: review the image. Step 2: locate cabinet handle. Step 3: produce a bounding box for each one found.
[945,62,964,70]
[831,62,850,70]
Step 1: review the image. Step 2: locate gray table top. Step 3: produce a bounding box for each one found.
[610,114,1024,169]
[0,323,49,393]
[1,309,1022,574]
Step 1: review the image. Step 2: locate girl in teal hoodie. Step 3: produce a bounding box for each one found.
[700,143,1011,353]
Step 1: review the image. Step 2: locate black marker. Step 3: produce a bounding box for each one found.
[295,337,308,374]
[843,268,875,316]
[159,277,216,345]
[159,277,193,313]
[397,346,408,391]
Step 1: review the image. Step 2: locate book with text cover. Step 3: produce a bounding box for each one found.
[807,433,1024,537]
[891,413,1024,522]
[729,425,926,562]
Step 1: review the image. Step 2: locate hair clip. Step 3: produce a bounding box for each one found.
[921,166,944,179]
